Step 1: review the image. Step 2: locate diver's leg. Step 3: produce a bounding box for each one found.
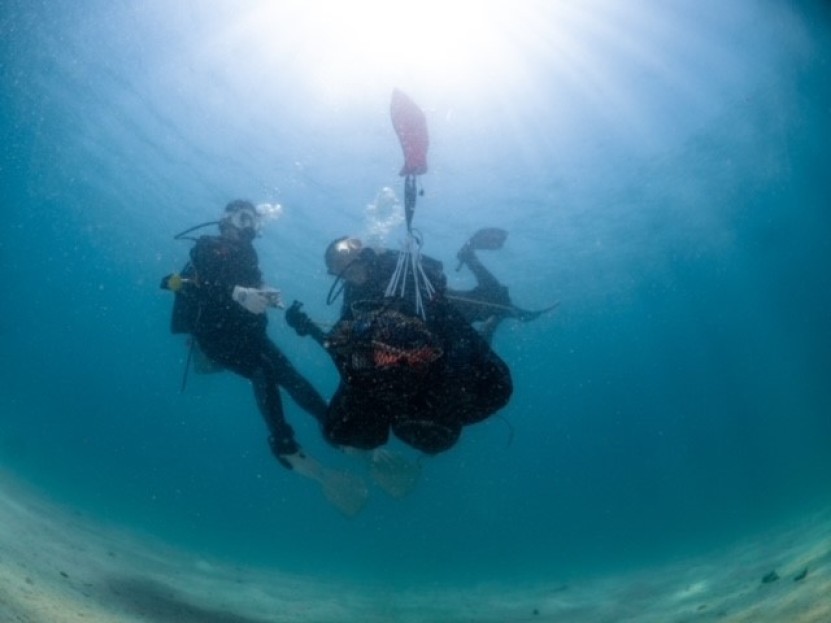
[458,245,502,292]
[457,247,514,332]
[262,340,328,425]
[250,360,298,458]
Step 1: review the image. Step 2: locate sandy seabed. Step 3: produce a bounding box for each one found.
[0,469,828,623]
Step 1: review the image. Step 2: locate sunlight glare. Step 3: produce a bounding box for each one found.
[200,0,757,156]
[243,0,533,98]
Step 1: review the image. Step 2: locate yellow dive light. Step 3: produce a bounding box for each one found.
[167,273,185,292]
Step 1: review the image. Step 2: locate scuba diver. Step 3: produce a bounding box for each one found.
[285,235,513,455]
[282,91,524,457]
[160,200,367,516]
[448,227,558,344]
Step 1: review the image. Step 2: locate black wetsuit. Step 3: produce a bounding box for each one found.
[447,249,544,344]
[323,249,513,454]
[175,234,328,460]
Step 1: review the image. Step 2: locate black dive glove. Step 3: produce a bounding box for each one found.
[285,300,315,337]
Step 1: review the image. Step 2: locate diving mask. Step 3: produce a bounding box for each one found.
[226,207,262,234]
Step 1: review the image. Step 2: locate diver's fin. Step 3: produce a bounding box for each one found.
[370,449,421,498]
[457,227,508,270]
[318,467,369,517]
[468,227,508,251]
[282,452,369,517]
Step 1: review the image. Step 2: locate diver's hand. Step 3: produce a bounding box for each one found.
[259,287,284,309]
[232,286,283,314]
[285,300,314,336]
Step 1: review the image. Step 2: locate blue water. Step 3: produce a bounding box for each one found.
[2,0,830,589]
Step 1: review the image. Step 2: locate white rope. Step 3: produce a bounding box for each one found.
[385,232,435,320]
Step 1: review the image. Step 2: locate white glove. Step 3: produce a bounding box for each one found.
[232,286,284,314]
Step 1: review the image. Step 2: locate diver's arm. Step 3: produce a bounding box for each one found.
[285,301,328,346]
